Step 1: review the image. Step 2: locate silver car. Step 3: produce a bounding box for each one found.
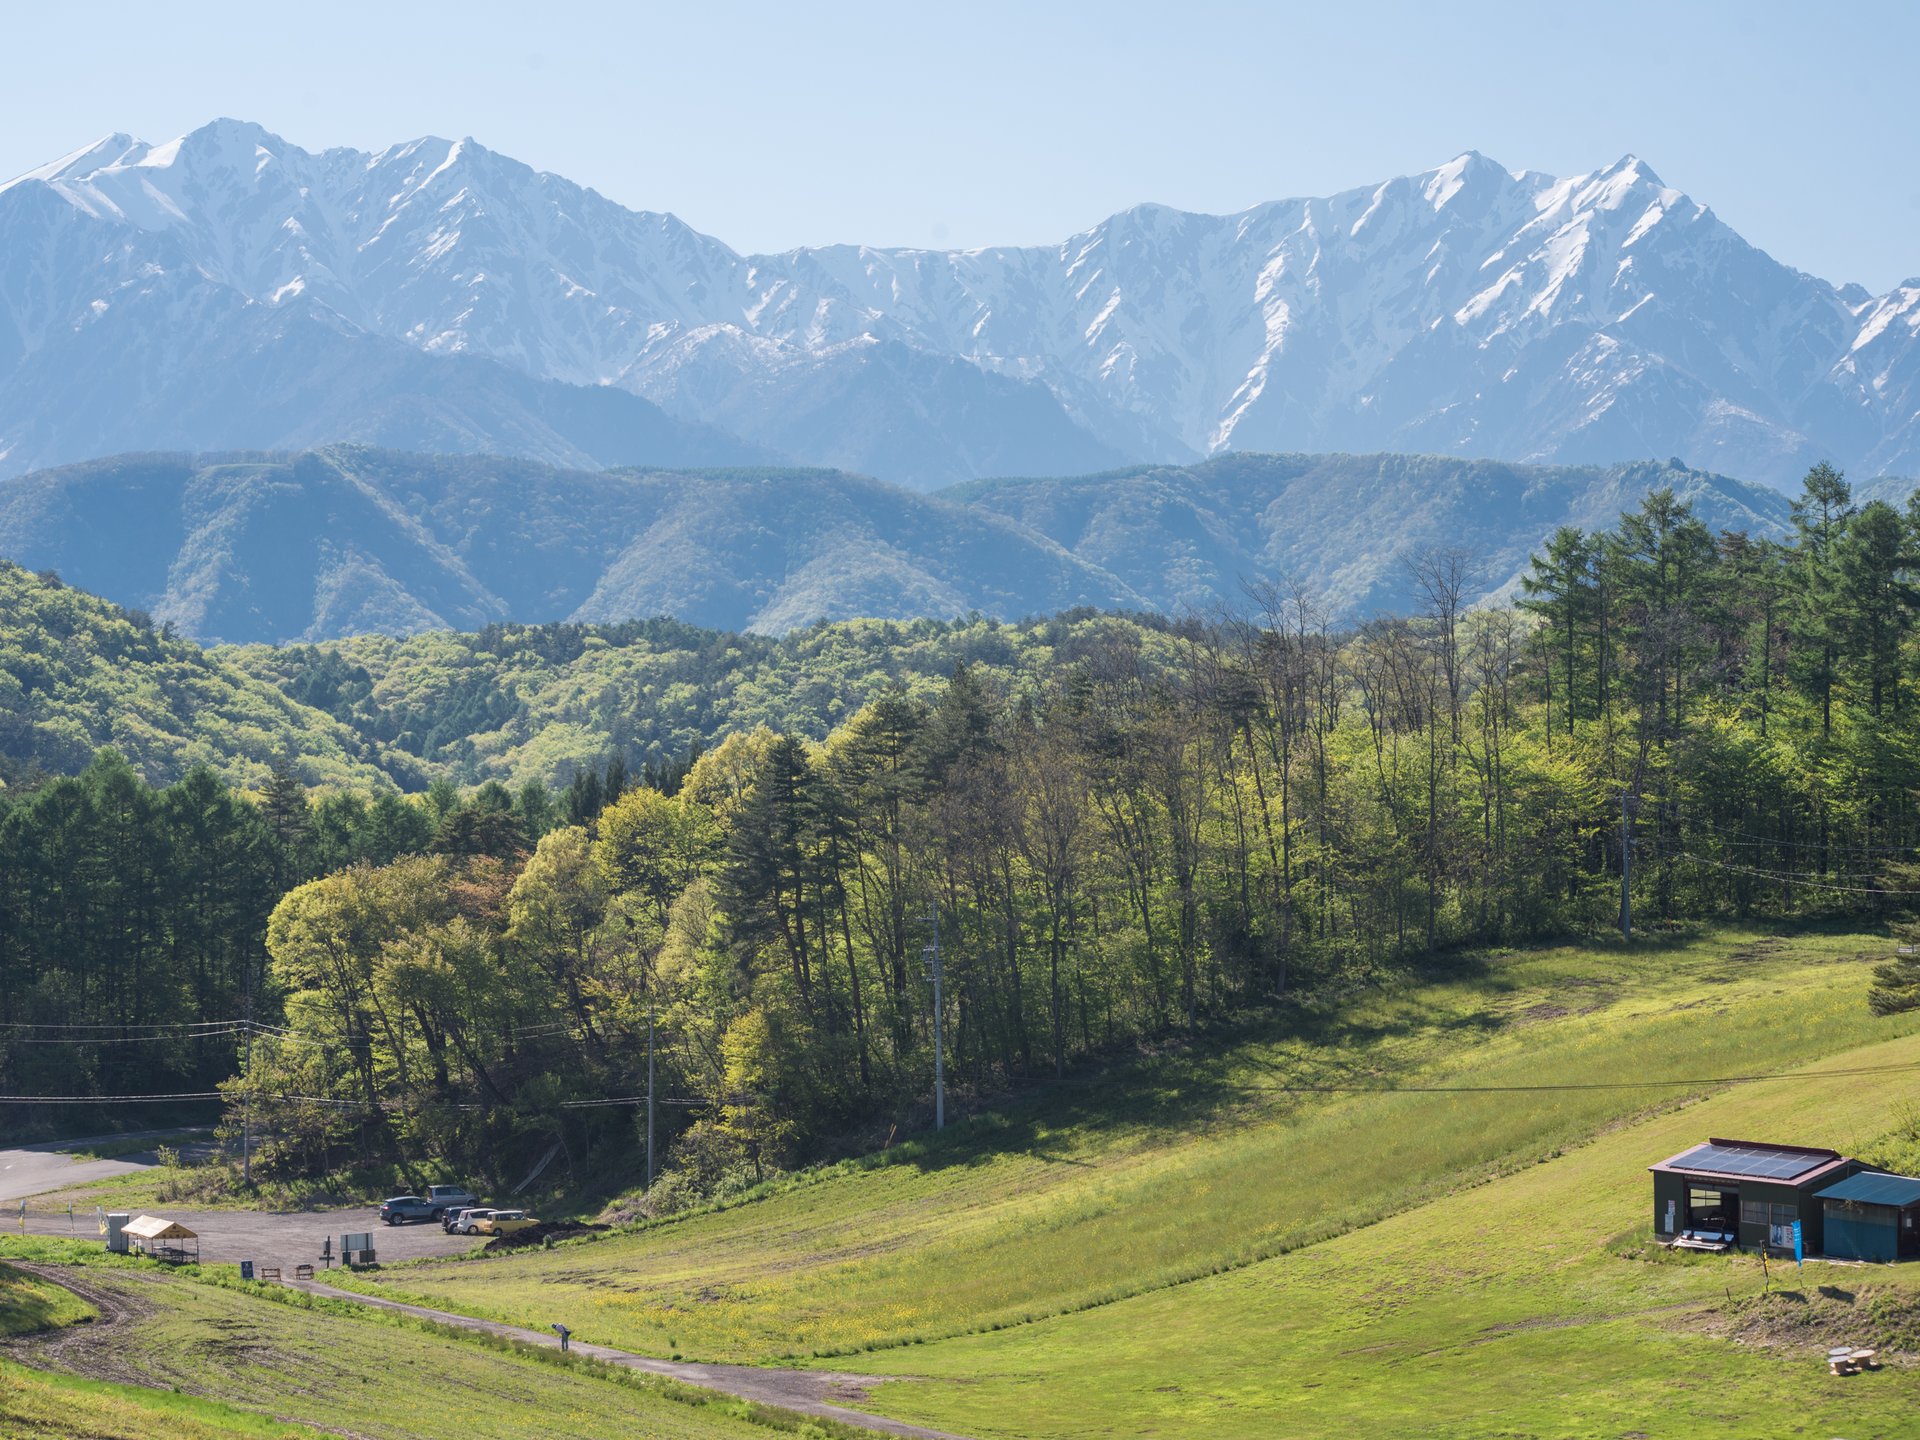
[452,1207,497,1235]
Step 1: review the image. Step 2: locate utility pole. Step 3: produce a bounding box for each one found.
[645,1000,656,1190]
[1620,787,1633,943]
[924,907,945,1132]
[242,954,255,1186]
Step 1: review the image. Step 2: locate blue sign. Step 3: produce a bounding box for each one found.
[1792,1219,1803,1267]
[240,1260,254,1281]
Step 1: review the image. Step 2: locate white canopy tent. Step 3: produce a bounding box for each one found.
[122,1214,199,1263]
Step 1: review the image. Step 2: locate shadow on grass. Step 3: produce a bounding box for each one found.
[0,1262,91,1337]
[867,917,1875,1182]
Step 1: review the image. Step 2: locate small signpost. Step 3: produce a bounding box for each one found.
[240,1260,255,1281]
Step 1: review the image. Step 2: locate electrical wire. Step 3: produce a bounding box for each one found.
[1691,819,1918,857]
[1680,853,1920,895]
[11,1057,1920,1109]
[1224,1058,1920,1096]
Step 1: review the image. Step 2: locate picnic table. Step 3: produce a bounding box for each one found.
[1828,1346,1879,1375]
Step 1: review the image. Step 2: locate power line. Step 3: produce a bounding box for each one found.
[1224,1058,1920,1096]
[1680,853,1920,895]
[11,1055,1920,1110]
[1692,820,1917,857]
[0,1091,226,1103]
[0,1029,248,1046]
[0,1021,245,1033]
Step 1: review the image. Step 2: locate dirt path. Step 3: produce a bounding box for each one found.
[285,1278,971,1440]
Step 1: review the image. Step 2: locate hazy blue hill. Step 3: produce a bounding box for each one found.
[0,447,1142,644]
[0,446,1848,646]
[945,452,1805,615]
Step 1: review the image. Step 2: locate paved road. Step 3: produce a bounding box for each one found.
[287,1277,972,1440]
[0,1130,202,1205]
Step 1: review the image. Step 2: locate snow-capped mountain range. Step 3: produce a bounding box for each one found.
[3,118,1916,489]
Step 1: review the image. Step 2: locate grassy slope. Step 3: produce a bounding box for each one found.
[0,1361,315,1439]
[0,1262,95,1337]
[0,1262,297,1439]
[854,1027,1920,1440]
[0,1262,783,1440]
[341,927,1908,1366]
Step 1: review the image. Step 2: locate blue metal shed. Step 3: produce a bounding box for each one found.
[1815,1171,1920,1262]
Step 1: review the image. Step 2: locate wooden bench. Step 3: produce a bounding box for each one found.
[295,1264,314,1280]
[1672,1229,1735,1252]
[258,1267,281,1282]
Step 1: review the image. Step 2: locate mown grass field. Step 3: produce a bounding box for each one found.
[0,1360,316,1439]
[851,1025,1920,1439]
[0,1258,798,1440]
[339,926,1910,1368]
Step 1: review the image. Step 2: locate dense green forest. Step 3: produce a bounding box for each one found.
[227,612,1184,789]
[8,467,1920,1201]
[0,561,402,790]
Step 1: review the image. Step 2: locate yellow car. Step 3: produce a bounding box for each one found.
[473,1209,539,1236]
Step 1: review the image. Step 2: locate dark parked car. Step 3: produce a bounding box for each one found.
[423,1184,478,1219]
[379,1195,438,1225]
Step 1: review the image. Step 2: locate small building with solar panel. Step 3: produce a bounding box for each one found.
[1650,1138,1857,1254]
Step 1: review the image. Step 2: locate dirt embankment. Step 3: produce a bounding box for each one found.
[1690,1281,1920,1360]
[481,1219,609,1252]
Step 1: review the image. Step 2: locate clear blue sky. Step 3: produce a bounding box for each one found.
[5,0,1915,290]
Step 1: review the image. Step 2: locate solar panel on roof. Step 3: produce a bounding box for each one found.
[1669,1143,1829,1180]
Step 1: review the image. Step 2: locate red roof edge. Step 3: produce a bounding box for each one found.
[1707,1136,1841,1159]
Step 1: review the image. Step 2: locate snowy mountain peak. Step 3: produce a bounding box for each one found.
[1,123,1917,490]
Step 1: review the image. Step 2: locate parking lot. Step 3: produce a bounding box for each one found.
[3,1136,482,1270]
[20,1203,483,1269]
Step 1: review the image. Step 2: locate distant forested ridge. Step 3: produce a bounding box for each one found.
[0,560,405,791]
[2,446,1889,646]
[9,467,1920,1195]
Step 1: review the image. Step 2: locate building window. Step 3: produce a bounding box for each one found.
[1741,1200,1767,1226]
[1687,1188,1734,1225]
[1770,1203,1797,1229]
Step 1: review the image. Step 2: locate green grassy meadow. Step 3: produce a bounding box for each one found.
[0,1360,318,1439]
[12,925,1918,1440]
[339,927,1912,1370]
[851,1025,1920,1439]
[0,1260,797,1440]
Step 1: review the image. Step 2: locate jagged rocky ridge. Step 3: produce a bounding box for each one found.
[4,123,1920,489]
